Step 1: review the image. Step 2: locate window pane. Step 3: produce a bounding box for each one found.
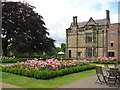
[78,52,81,56]
[86,34,93,42]
[86,48,92,57]
[110,33,114,37]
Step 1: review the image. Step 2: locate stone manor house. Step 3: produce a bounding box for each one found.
[66,10,120,59]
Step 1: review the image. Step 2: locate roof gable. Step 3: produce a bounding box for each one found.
[86,17,97,25]
[77,18,106,28]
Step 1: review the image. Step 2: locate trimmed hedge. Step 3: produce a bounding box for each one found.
[1,58,73,63]
[1,58,36,63]
[93,60,120,64]
[55,58,73,60]
[1,59,24,63]
[2,65,95,79]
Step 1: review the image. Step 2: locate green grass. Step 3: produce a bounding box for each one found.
[1,69,96,88]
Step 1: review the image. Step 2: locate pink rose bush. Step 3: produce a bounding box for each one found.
[2,58,90,71]
[91,57,117,61]
[0,56,16,60]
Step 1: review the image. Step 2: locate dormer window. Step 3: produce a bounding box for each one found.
[85,25,96,30]
[86,25,93,30]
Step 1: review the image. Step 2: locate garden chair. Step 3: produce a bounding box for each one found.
[115,64,120,69]
[95,66,107,84]
[107,68,118,86]
[104,64,109,75]
[104,64,109,70]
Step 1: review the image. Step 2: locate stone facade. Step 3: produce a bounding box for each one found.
[66,10,120,59]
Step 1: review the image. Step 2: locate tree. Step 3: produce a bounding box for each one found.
[2,1,55,56]
[61,43,66,52]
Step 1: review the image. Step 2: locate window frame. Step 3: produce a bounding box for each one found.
[85,33,93,43]
[86,48,92,57]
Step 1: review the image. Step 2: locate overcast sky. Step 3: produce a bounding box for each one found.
[5,0,119,47]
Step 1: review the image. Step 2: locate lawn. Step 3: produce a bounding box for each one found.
[1,69,96,88]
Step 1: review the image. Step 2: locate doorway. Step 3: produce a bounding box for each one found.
[69,50,71,58]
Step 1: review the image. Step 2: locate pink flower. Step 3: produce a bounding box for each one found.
[25,68,28,70]
[34,58,38,61]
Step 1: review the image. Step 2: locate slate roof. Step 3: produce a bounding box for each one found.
[70,18,106,28]
[77,19,106,28]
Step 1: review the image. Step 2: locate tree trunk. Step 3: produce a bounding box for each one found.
[3,47,7,56]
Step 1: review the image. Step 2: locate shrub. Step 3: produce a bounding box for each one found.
[1,58,24,63]
[29,69,36,77]
[62,58,73,60]
[48,71,57,78]
[93,60,120,64]
[9,69,13,73]
[21,69,27,76]
[2,65,95,79]
[5,68,10,72]
[18,68,24,75]
[2,67,7,72]
[37,71,48,79]
[12,68,19,74]
[25,70,31,77]
[34,70,39,78]
[56,70,63,76]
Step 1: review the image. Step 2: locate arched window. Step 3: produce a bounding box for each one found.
[110,42,113,47]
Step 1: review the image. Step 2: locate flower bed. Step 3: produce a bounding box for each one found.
[91,57,120,64]
[1,56,73,63]
[2,59,91,71]
[2,65,95,79]
[1,58,95,79]
[0,56,16,60]
[0,56,37,63]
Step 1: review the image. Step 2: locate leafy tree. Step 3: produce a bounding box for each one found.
[2,1,55,56]
[61,43,66,52]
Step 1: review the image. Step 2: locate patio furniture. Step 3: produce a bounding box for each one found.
[104,64,109,75]
[104,64,109,70]
[107,68,119,86]
[95,66,107,84]
[115,64,120,69]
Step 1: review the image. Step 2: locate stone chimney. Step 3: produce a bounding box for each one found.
[73,16,77,26]
[106,10,110,24]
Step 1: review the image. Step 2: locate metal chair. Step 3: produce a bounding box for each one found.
[95,66,107,84]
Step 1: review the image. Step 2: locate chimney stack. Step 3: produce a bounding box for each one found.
[106,10,110,24]
[73,16,77,26]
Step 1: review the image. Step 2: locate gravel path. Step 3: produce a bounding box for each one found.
[59,75,118,88]
[1,82,22,88]
[59,65,119,89]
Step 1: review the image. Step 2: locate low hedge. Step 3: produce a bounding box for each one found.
[92,60,120,64]
[1,59,24,63]
[2,65,95,79]
[1,58,74,63]
[1,58,36,63]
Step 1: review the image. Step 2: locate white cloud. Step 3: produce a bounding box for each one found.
[5,0,119,46]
